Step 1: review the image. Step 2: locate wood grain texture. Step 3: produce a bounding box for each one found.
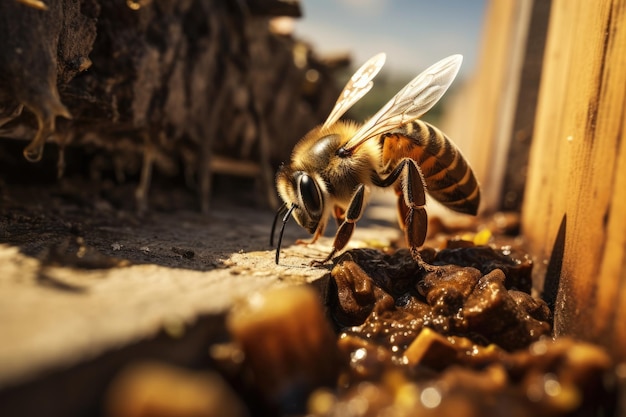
[441,0,516,213]
[522,0,626,361]
[0,180,401,391]
[441,0,550,214]
[0,0,340,212]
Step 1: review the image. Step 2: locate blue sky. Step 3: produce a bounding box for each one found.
[294,0,487,78]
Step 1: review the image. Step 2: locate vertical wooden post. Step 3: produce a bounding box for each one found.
[442,0,549,213]
[499,0,551,211]
[522,0,626,361]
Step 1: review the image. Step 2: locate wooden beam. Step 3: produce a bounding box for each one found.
[441,0,550,213]
[522,0,626,361]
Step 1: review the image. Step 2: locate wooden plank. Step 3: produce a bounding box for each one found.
[0,180,401,390]
[441,0,539,213]
[522,0,626,361]
[0,207,318,389]
[499,0,551,211]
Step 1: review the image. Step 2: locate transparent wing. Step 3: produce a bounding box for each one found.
[322,53,386,129]
[342,54,463,152]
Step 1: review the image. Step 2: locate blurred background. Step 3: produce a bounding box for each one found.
[293,0,487,123]
[295,0,486,78]
[0,0,490,213]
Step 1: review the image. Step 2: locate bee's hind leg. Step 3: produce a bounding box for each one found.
[372,159,433,270]
[396,160,436,271]
[310,184,366,267]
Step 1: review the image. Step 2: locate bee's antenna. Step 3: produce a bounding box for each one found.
[275,204,297,265]
[270,202,288,246]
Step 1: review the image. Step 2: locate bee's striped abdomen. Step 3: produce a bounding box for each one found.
[380,120,480,215]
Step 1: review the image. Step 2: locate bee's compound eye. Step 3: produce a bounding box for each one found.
[297,174,322,216]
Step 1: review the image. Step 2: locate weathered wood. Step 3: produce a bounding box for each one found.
[0,178,401,394]
[0,195,321,391]
[0,0,340,211]
[443,0,626,362]
[246,0,302,17]
[522,0,626,361]
[499,0,551,211]
[442,0,549,213]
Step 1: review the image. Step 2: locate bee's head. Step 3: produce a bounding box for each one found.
[275,166,325,234]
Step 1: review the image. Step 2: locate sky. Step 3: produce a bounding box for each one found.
[293,0,487,79]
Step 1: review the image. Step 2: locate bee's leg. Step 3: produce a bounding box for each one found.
[333,205,346,226]
[372,159,431,269]
[295,206,343,245]
[295,224,325,246]
[400,161,433,269]
[393,184,409,229]
[311,184,366,266]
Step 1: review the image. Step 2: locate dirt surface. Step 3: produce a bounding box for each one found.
[0,170,401,389]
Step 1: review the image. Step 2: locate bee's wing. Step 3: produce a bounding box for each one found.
[341,54,462,152]
[322,53,386,129]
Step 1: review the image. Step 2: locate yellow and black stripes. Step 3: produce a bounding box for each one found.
[380,120,480,215]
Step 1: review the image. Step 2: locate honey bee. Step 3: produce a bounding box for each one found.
[270,53,480,267]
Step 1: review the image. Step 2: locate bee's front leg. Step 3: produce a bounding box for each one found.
[295,224,325,246]
[333,205,346,226]
[310,184,366,266]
